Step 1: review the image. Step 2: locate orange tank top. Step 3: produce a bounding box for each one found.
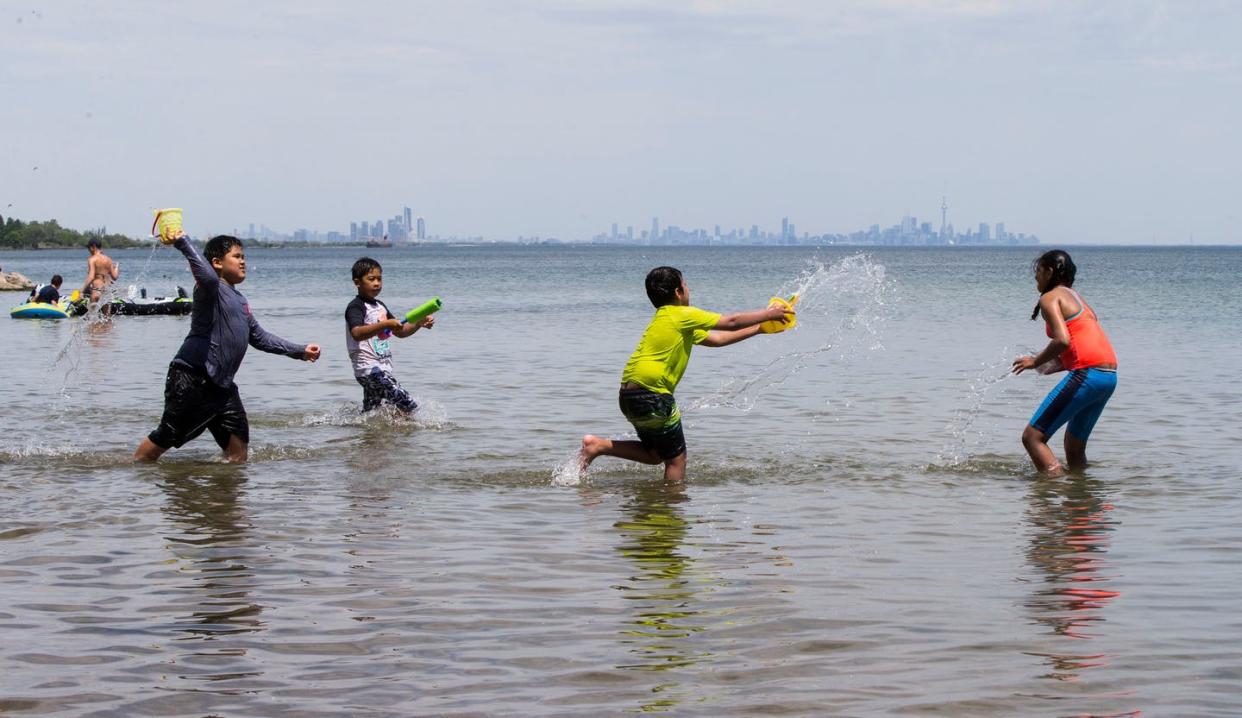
[1045,287,1117,370]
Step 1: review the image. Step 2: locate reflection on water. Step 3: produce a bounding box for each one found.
[1022,475,1141,716]
[613,481,716,712]
[157,467,264,645]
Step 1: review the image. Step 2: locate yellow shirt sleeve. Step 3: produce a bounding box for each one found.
[620,305,721,394]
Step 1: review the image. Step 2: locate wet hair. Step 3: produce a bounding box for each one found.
[645,266,683,307]
[85,238,101,249]
[50,274,62,286]
[1031,249,1077,320]
[204,235,243,264]
[351,257,381,280]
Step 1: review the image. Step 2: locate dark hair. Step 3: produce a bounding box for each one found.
[351,257,381,280]
[204,235,243,264]
[50,274,62,285]
[1030,249,1077,320]
[645,266,683,307]
[86,238,101,249]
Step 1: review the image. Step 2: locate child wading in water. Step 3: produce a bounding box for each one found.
[134,231,321,463]
[1012,249,1118,474]
[580,266,794,481]
[345,257,434,414]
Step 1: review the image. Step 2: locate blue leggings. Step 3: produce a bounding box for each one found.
[356,368,418,413]
[1029,368,1117,441]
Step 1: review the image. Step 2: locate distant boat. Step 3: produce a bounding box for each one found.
[366,235,393,248]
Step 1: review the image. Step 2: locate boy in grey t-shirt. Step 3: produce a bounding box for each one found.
[345,257,435,414]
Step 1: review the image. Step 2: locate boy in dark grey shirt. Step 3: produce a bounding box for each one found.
[134,231,321,463]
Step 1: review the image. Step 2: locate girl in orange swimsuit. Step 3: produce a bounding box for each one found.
[1012,250,1118,475]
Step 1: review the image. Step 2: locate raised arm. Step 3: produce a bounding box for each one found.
[701,304,792,348]
[700,324,764,347]
[714,304,790,331]
[172,234,220,289]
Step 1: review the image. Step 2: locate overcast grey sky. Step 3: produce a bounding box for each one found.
[2,1,1239,243]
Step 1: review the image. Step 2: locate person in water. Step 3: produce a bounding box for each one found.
[579,266,794,481]
[80,238,119,303]
[30,274,62,304]
[345,257,434,414]
[1012,250,1118,475]
[134,231,321,463]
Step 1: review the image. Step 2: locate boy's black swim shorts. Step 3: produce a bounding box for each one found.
[148,363,249,450]
[618,387,686,460]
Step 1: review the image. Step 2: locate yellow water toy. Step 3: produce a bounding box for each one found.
[152,208,183,244]
[760,293,799,334]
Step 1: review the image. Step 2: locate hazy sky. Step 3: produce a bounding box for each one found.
[2,1,1239,243]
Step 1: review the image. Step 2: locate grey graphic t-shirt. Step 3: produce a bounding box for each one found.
[345,296,396,377]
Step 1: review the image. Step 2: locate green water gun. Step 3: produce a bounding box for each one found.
[403,297,443,325]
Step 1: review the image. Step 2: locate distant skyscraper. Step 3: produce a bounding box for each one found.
[940,196,948,238]
[373,220,383,237]
[626,225,633,242]
[979,222,991,242]
[416,217,425,240]
[403,206,412,232]
[781,216,789,240]
[611,222,618,241]
[996,222,1006,242]
[350,222,358,242]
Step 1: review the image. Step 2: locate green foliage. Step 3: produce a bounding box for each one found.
[0,216,144,250]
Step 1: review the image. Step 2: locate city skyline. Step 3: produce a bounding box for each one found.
[216,199,1036,246]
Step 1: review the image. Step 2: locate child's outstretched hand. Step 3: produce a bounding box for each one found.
[303,344,321,362]
[759,302,796,333]
[161,229,186,246]
[765,304,794,322]
[1011,355,1038,374]
[418,315,435,330]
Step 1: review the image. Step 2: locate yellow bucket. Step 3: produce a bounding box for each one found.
[152,208,183,243]
[760,294,799,334]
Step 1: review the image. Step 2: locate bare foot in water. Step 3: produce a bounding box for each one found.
[579,434,610,471]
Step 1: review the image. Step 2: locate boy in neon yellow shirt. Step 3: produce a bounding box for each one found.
[580,266,794,481]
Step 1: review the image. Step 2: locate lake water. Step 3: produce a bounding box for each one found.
[1,244,1240,716]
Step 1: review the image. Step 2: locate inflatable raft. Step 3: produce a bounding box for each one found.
[9,301,73,319]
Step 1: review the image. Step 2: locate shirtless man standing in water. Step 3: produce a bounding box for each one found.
[80,238,119,302]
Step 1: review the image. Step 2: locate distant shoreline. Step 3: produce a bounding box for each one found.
[5,241,1237,252]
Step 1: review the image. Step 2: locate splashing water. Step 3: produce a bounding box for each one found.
[934,346,1028,467]
[297,399,451,430]
[46,243,165,389]
[558,254,895,486]
[551,427,645,486]
[684,253,894,413]
[550,452,585,487]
